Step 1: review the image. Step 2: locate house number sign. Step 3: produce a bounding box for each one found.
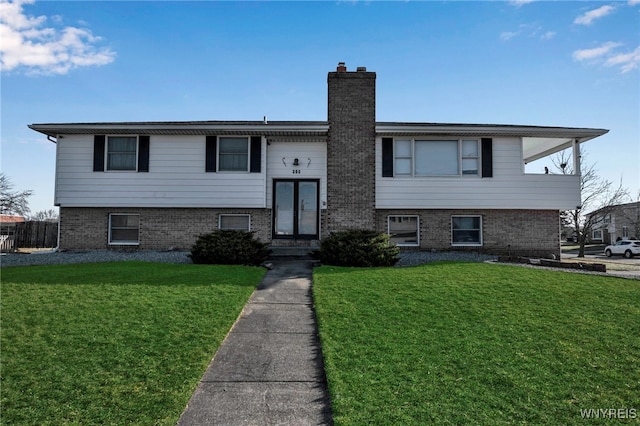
[292,169,301,174]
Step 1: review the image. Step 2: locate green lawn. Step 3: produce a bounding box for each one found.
[313,263,640,425]
[1,262,265,425]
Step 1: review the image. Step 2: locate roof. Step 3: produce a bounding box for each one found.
[29,120,608,163]
[0,215,25,223]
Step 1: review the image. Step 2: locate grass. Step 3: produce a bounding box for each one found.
[313,262,640,425]
[1,262,265,425]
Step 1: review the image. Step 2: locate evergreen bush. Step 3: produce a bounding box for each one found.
[313,229,400,267]
[189,230,270,265]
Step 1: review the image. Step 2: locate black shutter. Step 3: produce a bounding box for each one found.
[205,136,217,172]
[250,136,262,173]
[93,135,105,172]
[382,137,394,177]
[481,138,493,178]
[138,135,150,172]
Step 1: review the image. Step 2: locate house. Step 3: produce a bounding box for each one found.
[588,201,640,244]
[0,214,25,252]
[29,63,608,258]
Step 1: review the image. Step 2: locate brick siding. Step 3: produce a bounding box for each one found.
[59,207,271,250]
[377,209,561,258]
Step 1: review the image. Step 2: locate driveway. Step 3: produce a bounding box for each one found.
[561,250,640,279]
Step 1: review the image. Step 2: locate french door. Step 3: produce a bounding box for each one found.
[273,179,319,239]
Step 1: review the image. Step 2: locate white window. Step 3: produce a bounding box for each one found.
[394,140,413,176]
[219,214,250,231]
[622,226,629,238]
[461,140,479,175]
[592,229,603,240]
[109,214,140,245]
[107,136,137,171]
[388,215,419,246]
[603,214,611,224]
[393,139,479,177]
[219,137,249,172]
[451,215,482,246]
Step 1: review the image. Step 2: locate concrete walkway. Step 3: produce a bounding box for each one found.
[177,259,333,425]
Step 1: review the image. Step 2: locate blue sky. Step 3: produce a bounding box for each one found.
[1,0,639,214]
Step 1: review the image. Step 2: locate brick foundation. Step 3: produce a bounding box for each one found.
[59,207,271,250]
[376,209,561,258]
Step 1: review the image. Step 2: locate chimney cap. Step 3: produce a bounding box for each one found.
[337,62,347,72]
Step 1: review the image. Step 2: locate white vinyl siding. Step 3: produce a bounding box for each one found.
[376,137,582,210]
[265,141,327,208]
[219,214,250,231]
[55,135,266,208]
[109,213,140,245]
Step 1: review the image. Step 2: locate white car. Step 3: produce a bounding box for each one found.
[604,240,640,258]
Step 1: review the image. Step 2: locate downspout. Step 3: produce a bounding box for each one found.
[47,134,61,252]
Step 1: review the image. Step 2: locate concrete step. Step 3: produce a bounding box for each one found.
[268,246,317,258]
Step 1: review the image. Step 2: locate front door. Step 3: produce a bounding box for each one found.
[273,180,319,239]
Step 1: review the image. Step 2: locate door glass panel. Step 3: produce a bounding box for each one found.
[298,182,318,235]
[275,182,294,235]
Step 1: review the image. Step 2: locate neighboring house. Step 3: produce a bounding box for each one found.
[588,201,640,244]
[29,63,608,258]
[0,215,25,252]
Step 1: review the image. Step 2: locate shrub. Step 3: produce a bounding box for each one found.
[313,229,400,267]
[190,230,271,266]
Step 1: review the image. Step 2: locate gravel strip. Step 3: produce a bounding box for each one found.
[394,251,497,267]
[0,250,192,267]
[1,249,495,268]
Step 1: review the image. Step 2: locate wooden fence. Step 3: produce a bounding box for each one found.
[1,221,58,251]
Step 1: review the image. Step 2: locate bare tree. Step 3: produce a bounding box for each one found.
[0,173,33,216]
[552,149,628,257]
[30,209,59,222]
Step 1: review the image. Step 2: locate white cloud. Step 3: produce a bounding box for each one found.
[574,5,615,25]
[508,0,535,7]
[629,0,640,6]
[573,42,639,73]
[573,42,621,61]
[500,31,519,41]
[604,46,640,73]
[500,25,556,42]
[0,0,115,75]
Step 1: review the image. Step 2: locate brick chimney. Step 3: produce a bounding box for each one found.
[326,63,377,233]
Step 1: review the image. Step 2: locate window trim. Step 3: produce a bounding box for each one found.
[392,138,480,177]
[105,135,139,172]
[217,136,250,173]
[592,229,603,241]
[218,214,251,231]
[387,215,420,247]
[108,213,140,246]
[451,215,483,246]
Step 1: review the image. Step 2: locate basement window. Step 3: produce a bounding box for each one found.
[388,215,419,246]
[219,214,251,231]
[109,214,140,245]
[451,215,482,246]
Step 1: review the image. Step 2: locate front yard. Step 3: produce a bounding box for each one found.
[1,262,265,425]
[313,262,640,425]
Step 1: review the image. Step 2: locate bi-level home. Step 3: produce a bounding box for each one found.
[29,63,608,258]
